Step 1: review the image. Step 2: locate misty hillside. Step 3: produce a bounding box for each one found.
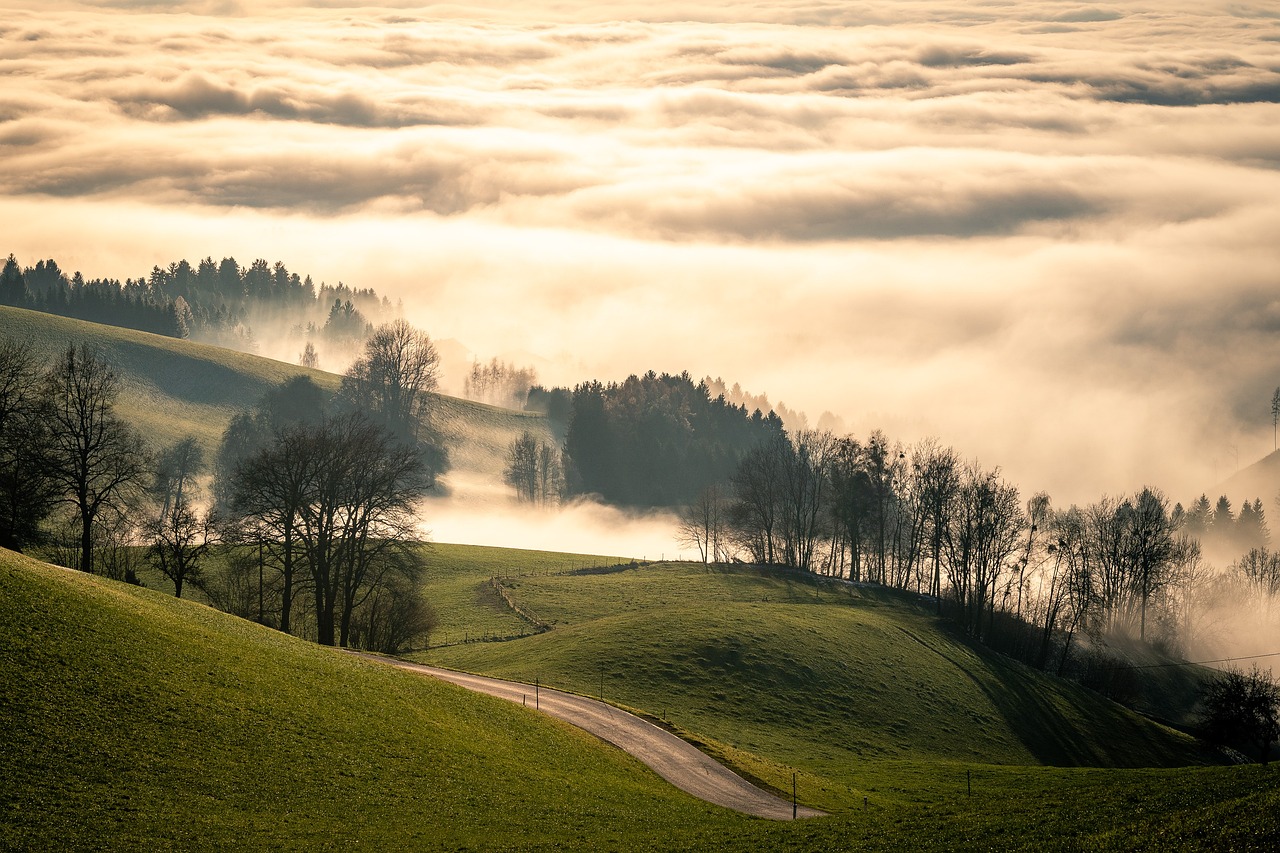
[0,305,553,489]
[1214,450,1280,512]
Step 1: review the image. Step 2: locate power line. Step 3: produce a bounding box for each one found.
[1116,651,1280,671]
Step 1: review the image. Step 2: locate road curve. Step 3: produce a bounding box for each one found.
[350,653,826,821]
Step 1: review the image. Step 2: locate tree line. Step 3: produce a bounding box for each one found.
[527,371,785,508]
[0,320,447,653]
[1,253,394,361]
[678,427,1275,667]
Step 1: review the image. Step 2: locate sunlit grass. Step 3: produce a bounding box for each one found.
[422,562,1209,810]
[0,548,748,851]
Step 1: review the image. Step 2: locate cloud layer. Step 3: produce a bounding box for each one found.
[4,1,1280,510]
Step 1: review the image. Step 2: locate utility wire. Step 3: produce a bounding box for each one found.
[1112,651,1280,671]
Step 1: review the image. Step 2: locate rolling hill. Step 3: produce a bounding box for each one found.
[0,547,749,850]
[0,304,553,490]
[6,547,1279,851]
[420,562,1209,800]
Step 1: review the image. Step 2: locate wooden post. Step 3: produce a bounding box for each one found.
[536,677,540,710]
[792,772,797,819]
[967,769,971,798]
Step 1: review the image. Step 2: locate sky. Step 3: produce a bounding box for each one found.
[4,0,1280,516]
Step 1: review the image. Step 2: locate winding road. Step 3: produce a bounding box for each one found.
[351,653,826,821]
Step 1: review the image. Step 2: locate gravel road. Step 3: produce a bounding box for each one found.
[351,653,826,821]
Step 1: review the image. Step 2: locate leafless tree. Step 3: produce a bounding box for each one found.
[0,337,56,549]
[730,433,789,565]
[504,431,562,506]
[41,345,149,574]
[944,460,1023,639]
[146,496,218,598]
[339,319,440,443]
[678,483,728,564]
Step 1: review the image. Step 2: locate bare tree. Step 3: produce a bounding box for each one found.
[146,496,218,598]
[503,431,562,506]
[299,340,319,370]
[779,430,834,572]
[41,345,149,574]
[0,337,56,549]
[729,433,789,565]
[339,319,440,443]
[1272,386,1280,452]
[677,484,728,564]
[148,436,215,598]
[1125,487,1177,641]
[944,460,1023,639]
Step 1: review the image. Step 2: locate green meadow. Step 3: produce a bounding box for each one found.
[6,547,1280,850]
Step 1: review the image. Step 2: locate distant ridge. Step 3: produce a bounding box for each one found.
[1209,449,1280,509]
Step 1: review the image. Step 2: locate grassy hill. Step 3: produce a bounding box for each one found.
[0,547,749,850]
[0,305,552,486]
[419,562,1211,804]
[5,549,1280,850]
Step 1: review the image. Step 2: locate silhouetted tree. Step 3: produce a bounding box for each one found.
[1272,387,1280,452]
[503,431,562,506]
[146,496,218,598]
[0,338,56,549]
[41,345,149,574]
[1199,666,1280,764]
[339,319,441,447]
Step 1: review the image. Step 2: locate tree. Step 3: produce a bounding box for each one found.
[146,495,218,598]
[677,484,728,564]
[299,340,319,369]
[1272,387,1280,452]
[338,319,439,444]
[1199,666,1280,764]
[729,432,790,565]
[147,436,216,597]
[1125,487,1176,641]
[503,431,562,506]
[41,345,149,574]
[229,411,430,647]
[0,337,56,549]
[943,460,1023,639]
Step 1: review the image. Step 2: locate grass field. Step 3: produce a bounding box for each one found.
[420,562,1217,808]
[418,542,634,644]
[6,548,1280,850]
[0,547,748,851]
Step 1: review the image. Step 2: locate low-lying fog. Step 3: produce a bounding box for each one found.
[424,472,682,561]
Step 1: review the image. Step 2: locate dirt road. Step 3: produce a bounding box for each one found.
[351,654,826,821]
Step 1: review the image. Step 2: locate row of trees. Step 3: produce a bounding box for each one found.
[465,358,537,410]
[1,253,394,355]
[679,427,1270,663]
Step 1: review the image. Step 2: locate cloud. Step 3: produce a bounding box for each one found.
[3,0,1280,513]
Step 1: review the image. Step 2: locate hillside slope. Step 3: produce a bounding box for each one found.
[0,304,552,490]
[0,548,747,850]
[423,562,1209,805]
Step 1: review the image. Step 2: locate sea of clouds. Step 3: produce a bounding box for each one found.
[4,1,1280,514]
